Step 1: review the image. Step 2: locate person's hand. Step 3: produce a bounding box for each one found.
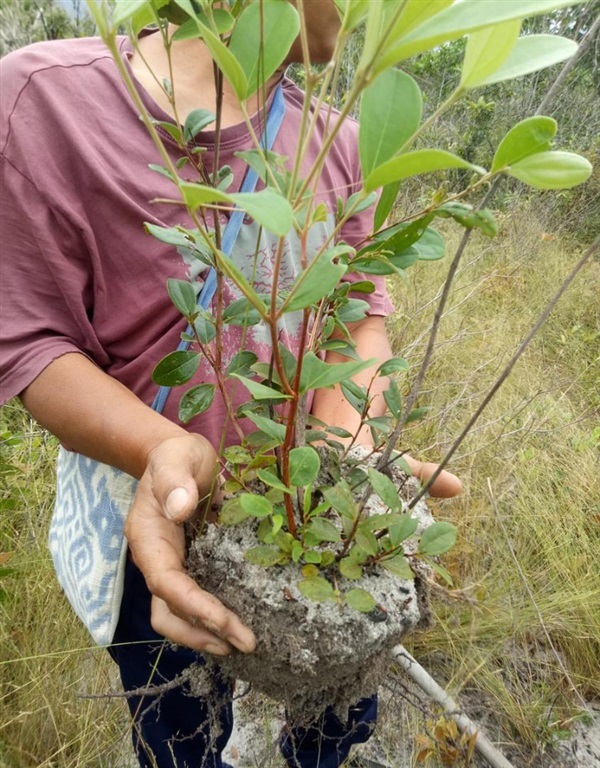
[402,454,462,498]
[124,433,256,655]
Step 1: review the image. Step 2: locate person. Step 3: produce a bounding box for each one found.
[0,2,462,765]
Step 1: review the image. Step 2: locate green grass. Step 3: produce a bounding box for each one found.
[1,205,598,767]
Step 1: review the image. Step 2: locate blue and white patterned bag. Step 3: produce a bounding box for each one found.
[49,447,137,645]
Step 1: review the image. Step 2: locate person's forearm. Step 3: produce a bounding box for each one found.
[20,352,188,479]
[311,315,393,445]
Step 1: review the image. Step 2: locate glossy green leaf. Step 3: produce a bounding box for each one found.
[460,19,521,89]
[245,545,284,567]
[367,468,402,512]
[337,0,370,33]
[418,521,457,556]
[376,0,588,70]
[492,116,557,173]
[178,383,215,423]
[344,588,377,613]
[284,249,347,313]
[359,69,422,178]
[289,447,321,487]
[240,493,273,519]
[298,577,334,602]
[194,22,247,100]
[152,350,200,386]
[229,0,300,99]
[230,374,291,401]
[389,516,419,547]
[183,108,216,142]
[167,278,197,316]
[299,352,374,393]
[380,553,415,579]
[365,150,485,192]
[476,35,578,88]
[373,181,400,231]
[507,151,592,190]
[228,189,293,237]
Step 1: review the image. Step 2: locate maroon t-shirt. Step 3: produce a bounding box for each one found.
[0,35,392,450]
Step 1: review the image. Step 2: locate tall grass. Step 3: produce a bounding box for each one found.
[1,205,598,766]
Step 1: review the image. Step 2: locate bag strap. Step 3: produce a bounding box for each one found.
[152,84,286,414]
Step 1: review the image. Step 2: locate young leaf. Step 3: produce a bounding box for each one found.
[460,19,521,90]
[359,68,423,178]
[229,189,294,237]
[289,447,321,487]
[299,353,375,393]
[365,150,485,193]
[298,577,334,602]
[283,250,347,313]
[492,116,557,173]
[367,468,403,512]
[475,35,578,88]
[229,0,300,99]
[380,553,415,579]
[194,21,248,100]
[183,108,216,142]
[230,374,291,401]
[152,350,200,387]
[239,493,273,519]
[506,151,592,190]
[178,383,215,423]
[306,517,342,544]
[418,521,458,556]
[245,546,284,567]
[167,278,197,316]
[344,588,377,613]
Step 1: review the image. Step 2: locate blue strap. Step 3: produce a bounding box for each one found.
[152,85,286,414]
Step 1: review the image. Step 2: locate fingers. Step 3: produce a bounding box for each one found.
[403,455,463,499]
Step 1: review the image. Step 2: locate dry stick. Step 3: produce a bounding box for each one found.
[390,646,516,768]
[486,478,589,710]
[407,234,599,510]
[535,13,600,116]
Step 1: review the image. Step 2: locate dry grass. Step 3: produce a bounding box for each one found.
[0,206,598,766]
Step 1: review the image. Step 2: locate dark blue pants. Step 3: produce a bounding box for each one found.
[108,558,377,767]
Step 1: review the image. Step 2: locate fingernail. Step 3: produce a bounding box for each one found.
[165,487,190,520]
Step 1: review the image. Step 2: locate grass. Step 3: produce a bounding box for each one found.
[1,205,599,767]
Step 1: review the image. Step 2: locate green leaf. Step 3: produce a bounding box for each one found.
[178,383,215,423]
[339,557,363,580]
[460,19,521,89]
[492,116,557,173]
[113,0,149,26]
[152,350,200,387]
[243,412,286,443]
[425,557,455,585]
[227,351,258,378]
[418,521,457,556]
[344,588,377,613]
[194,22,247,100]
[289,447,321,487]
[239,493,273,519]
[373,181,400,231]
[365,150,485,193]
[299,352,375,394]
[167,278,197,316]
[219,498,250,525]
[306,517,342,543]
[257,469,292,493]
[405,406,429,424]
[144,223,192,247]
[304,550,322,564]
[183,108,216,142]
[245,545,284,567]
[229,0,300,99]
[384,379,402,419]
[222,297,262,326]
[506,151,592,190]
[298,577,334,602]
[367,468,402,512]
[475,35,579,88]
[389,516,419,547]
[323,480,358,520]
[355,527,379,557]
[407,227,446,261]
[380,553,415,579]
[172,9,234,39]
[378,357,409,376]
[228,189,294,237]
[284,250,347,313]
[359,68,422,178]
[193,312,216,344]
[434,203,499,237]
[230,373,291,401]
